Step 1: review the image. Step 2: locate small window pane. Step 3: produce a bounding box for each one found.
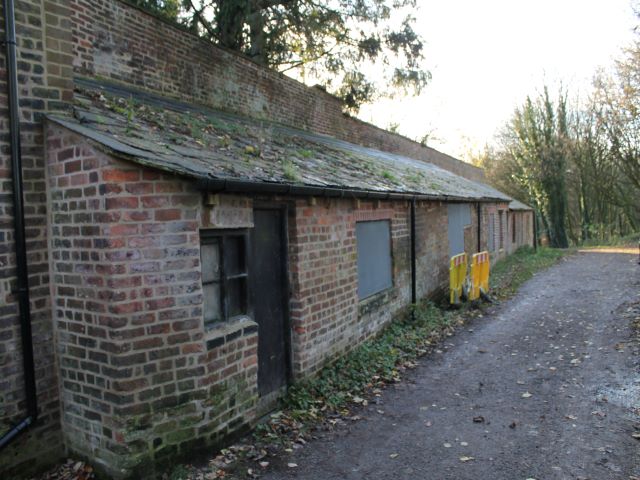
[225,236,245,276]
[356,220,393,299]
[201,241,221,283]
[203,282,222,324]
[227,278,246,317]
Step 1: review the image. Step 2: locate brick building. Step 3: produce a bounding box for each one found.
[0,0,533,478]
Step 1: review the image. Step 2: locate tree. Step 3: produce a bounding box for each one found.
[130,0,181,20]
[502,88,570,248]
[135,0,430,111]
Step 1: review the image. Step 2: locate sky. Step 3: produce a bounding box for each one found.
[358,0,637,160]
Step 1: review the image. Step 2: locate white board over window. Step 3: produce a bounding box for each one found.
[356,220,393,299]
[447,203,472,258]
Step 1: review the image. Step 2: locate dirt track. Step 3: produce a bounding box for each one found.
[261,250,640,479]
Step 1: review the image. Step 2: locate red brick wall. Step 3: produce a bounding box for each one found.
[481,203,510,261]
[45,124,259,478]
[507,210,534,253]
[0,0,74,475]
[69,0,484,183]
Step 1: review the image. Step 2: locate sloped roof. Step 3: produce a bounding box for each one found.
[47,78,511,203]
[509,199,533,211]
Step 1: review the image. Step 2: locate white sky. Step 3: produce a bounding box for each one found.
[358,0,637,160]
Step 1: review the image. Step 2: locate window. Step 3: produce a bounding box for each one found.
[200,230,248,326]
[498,211,505,249]
[488,213,495,252]
[356,220,393,299]
[447,203,472,257]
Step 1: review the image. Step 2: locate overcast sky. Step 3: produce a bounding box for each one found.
[358,0,637,160]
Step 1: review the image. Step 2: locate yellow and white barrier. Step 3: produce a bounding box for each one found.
[469,251,490,301]
[449,253,468,304]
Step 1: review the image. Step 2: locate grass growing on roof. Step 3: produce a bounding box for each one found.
[282,158,300,182]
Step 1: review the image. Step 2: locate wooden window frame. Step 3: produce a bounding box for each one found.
[200,229,250,327]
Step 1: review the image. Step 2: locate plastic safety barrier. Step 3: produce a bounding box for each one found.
[449,253,468,304]
[469,251,490,301]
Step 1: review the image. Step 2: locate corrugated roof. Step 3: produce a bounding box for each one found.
[47,79,511,203]
[509,199,533,211]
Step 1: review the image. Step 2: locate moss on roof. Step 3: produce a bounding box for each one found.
[49,79,511,202]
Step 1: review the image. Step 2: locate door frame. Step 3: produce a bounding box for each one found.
[252,202,293,390]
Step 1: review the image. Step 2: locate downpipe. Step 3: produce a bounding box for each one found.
[410,198,417,320]
[0,0,39,451]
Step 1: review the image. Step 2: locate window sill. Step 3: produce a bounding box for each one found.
[205,315,258,351]
[358,287,397,316]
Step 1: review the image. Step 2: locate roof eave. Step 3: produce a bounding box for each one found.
[45,115,509,205]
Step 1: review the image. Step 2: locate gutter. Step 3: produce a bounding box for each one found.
[0,0,38,450]
[194,177,506,204]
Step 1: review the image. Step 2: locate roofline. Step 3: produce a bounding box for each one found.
[194,178,506,203]
[45,116,509,205]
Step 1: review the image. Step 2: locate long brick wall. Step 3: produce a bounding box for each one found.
[69,0,484,183]
[0,0,74,475]
[288,199,412,375]
[45,124,260,478]
[41,120,492,477]
[0,0,511,477]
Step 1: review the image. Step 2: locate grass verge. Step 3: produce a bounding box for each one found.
[490,246,568,299]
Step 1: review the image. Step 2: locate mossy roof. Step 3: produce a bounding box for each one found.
[509,199,533,211]
[47,78,511,203]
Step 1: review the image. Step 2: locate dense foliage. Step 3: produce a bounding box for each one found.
[132,0,430,111]
[476,38,640,245]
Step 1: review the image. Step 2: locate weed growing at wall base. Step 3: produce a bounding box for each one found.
[284,301,453,414]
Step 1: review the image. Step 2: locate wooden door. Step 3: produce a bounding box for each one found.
[250,208,289,397]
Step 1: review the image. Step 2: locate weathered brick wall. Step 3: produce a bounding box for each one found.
[289,198,469,375]
[45,120,486,475]
[414,202,449,299]
[69,0,484,183]
[481,202,509,261]
[0,0,74,475]
[507,210,534,253]
[46,124,259,479]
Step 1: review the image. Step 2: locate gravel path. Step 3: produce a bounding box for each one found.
[261,250,640,480]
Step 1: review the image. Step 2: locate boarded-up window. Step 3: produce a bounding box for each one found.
[488,213,495,251]
[447,203,472,257]
[200,230,248,326]
[356,220,392,299]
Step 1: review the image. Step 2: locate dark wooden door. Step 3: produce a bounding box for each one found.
[251,208,289,397]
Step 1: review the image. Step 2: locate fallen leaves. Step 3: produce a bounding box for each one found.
[521,392,533,398]
[472,416,485,423]
[459,456,475,462]
[30,459,95,480]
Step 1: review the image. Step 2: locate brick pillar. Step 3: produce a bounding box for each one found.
[0,0,73,475]
[45,126,259,478]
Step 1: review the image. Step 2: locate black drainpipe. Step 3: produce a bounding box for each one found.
[476,203,482,252]
[410,198,417,306]
[0,0,39,451]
